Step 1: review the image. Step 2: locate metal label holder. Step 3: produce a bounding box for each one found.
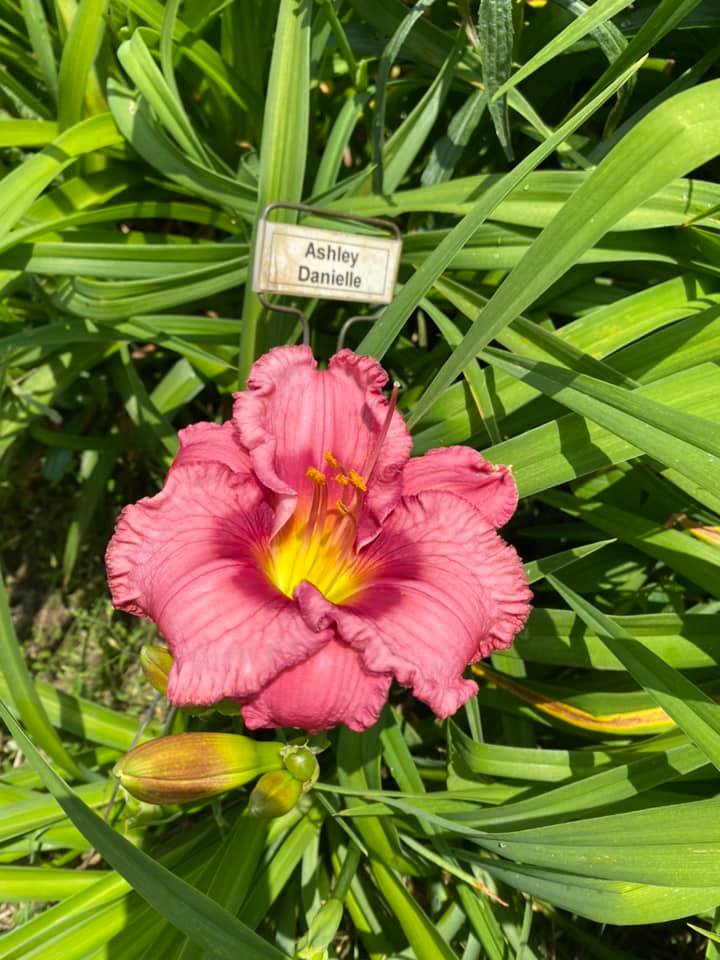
[252,201,402,346]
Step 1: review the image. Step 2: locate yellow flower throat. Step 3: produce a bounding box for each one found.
[263,384,399,606]
[264,452,368,605]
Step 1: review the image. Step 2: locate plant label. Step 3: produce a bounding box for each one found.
[252,221,402,304]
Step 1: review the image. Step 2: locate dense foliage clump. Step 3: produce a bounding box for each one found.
[1,1,720,957]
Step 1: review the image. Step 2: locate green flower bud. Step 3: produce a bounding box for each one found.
[248,769,303,819]
[114,733,284,805]
[139,645,173,696]
[295,948,328,960]
[296,898,344,958]
[282,745,320,789]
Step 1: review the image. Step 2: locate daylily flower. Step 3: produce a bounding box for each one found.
[106,347,531,732]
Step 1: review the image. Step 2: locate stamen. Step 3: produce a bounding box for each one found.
[363,381,400,481]
[334,473,350,486]
[304,468,328,544]
[324,451,341,469]
[336,500,351,515]
[348,470,367,493]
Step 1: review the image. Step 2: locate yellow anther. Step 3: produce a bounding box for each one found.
[306,467,326,485]
[324,451,341,469]
[334,473,350,486]
[335,500,351,515]
[348,470,367,493]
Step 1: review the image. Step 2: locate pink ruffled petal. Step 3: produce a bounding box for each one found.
[296,490,531,719]
[402,446,518,527]
[105,462,332,706]
[170,420,251,477]
[232,346,411,540]
[241,637,391,733]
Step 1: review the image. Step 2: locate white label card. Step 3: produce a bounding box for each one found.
[252,220,402,305]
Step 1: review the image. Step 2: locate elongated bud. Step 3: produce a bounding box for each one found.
[282,745,319,790]
[248,769,303,819]
[140,644,173,695]
[296,898,344,959]
[115,733,284,805]
[138,648,241,717]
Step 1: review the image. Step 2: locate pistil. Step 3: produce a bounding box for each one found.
[363,382,400,481]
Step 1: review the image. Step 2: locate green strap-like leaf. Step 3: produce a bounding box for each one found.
[239,0,312,380]
[548,575,720,773]
[370,0,437,195]
[0,113,122,241]
[478,0,513,159]
[358,59,642,365]
[406,78,720,428]
[481,347,720,495]
[494,0,635,99]
[57,0,108,130]
[571,0,703,118]
[20,0,59,102]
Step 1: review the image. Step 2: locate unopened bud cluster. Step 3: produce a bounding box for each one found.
[248,744,320,819]
[116,653,321,819]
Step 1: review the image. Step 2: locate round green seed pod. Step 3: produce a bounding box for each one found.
[282,746,319,787]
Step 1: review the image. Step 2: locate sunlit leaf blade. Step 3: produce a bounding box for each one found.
[478,0,513,158]
[572,0,704,117]
[371,0,437,195]
[0,114,122,240]
[19,0,58,103]
[523,541,615,584]
[481,347,720,495]
[358,59,643,362]
[548,575,720,772]
[407,78,720,426]
[495,0,635,98]
[239,0,312,379]
[57,0,107,130]
[481,860,720,926]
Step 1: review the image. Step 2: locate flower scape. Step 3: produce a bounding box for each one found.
[106,346,531,732]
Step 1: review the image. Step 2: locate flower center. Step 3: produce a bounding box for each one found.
[262,383,399,606]
[264,461,365,604]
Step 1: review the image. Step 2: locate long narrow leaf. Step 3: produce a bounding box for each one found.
[481,347,720,495]
[548,575,720,772]
[478,0,513,158]
[406,78,720,427]
[239,0,312,380]
[358,59,643,363]
[495,0,635,98]
[57,0,108,130]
